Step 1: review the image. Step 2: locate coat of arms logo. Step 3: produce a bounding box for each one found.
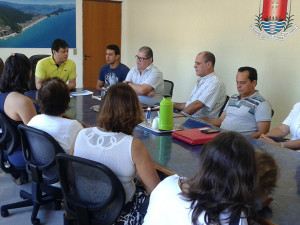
[251,0,297,40]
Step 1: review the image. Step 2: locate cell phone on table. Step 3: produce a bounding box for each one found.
[201,129,220,134]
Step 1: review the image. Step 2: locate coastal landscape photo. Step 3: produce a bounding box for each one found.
[0,0,76,48]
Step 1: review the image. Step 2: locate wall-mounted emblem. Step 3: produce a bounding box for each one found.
[251,0,298,40]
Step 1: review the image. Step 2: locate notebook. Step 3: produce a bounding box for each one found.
[172,127,220,145]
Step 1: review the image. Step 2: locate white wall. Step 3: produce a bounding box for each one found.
[121,0,300,129]
[1,0,299,130]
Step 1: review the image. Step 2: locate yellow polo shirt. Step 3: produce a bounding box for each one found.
[35,56,76,82]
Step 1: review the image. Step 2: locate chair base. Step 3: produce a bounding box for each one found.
[1,184,62,225]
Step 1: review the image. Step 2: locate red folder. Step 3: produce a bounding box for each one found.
[172,127,220,145]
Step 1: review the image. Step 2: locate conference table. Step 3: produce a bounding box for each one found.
[26,88,300,224]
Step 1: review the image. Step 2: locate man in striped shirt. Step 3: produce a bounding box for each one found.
[200,66,272,139]
[173,51,226,118]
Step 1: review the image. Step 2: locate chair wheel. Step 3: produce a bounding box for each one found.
[1,208,9,217]
[32,217,40,225]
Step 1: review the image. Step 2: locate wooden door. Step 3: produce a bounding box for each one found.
[83,0,122,88]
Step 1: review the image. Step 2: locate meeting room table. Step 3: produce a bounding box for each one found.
[25,88,300,225]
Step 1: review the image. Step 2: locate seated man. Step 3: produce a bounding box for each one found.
[200,66,272,139]
[173,51,226,118]
[96,44,129,90]
[124,46,164,106]
[35,39,76,90]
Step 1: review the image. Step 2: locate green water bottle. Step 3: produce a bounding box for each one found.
[159,95,173,130]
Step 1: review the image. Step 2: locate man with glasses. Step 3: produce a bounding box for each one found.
[96,44,129,90]
[35,39,76,90]
[124,46,164,106]
[173,51,226,118]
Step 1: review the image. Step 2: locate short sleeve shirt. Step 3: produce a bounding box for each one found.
[125,63,164,105]
[185,72,226,118]
[98,63,129,87]
[35,56,76,82]
[221,91,272,136]
[282,102,300,140]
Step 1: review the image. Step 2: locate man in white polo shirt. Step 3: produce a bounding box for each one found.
[124,46,164,106]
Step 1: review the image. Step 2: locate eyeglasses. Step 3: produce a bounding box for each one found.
[135,55,150,61]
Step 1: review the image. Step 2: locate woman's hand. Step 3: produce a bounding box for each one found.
[259,134,281,147]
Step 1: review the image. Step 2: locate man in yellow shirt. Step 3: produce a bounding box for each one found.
[35,39,76,90]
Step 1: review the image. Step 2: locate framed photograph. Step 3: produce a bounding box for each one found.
[0,0,76,48]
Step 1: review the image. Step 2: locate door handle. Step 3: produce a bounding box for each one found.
[84,55,91,60]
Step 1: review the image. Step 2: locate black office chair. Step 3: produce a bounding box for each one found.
[56,153,126,225]
[28,55,50,90]
[0,57,4,75]
[163,79,174,98]
[218,95,230,117]
[1,125,64,225]
[0,112,26,179]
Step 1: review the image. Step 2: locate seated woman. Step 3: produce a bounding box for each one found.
[28,77,83,154]
[0,53,37,184]
[259,102,300,150]
[143,131,258,225]
[70,83,160,225]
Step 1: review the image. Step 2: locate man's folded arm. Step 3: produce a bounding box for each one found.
[128,83,153,95]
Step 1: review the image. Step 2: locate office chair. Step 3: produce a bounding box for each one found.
[55,153,126,225]
[163,79,174,97]
[28,55,50,90]
[0,112,26,179]
[1,125,64,225]
[0,57,3,75]
[218,95,230,117]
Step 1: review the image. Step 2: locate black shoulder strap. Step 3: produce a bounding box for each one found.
[229,210,241,225]
[229,218,240,225]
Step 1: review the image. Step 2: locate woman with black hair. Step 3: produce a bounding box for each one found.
[0,53,37,184]
[28,77,83,154]
[144,131,258,225]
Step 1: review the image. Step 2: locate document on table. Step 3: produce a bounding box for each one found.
[92,95,101,101]
[90,105,100,112]
[70,90,93,97]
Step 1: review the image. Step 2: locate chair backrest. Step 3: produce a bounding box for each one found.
[56,153,126,225]
[218,95,230,117]
[0,112,19,156]
[0,57,4,75]
[28,54,50,90]
[18,124,64,184]
[164,79,174,97]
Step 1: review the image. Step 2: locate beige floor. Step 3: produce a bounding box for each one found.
[0,169,64,225]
